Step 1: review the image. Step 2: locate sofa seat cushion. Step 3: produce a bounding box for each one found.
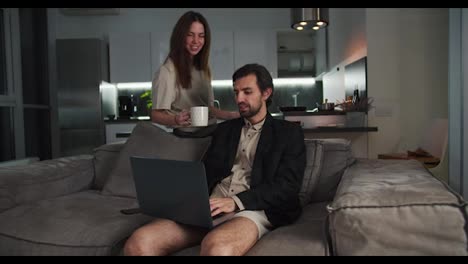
[246,202,330,256]
[102,122,212,198]
[0,191,153,256]
[328,159,468,256]
[173,202,330,256]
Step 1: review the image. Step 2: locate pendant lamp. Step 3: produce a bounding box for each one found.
[291,8,329,31]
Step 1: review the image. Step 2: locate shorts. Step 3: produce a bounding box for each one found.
[233,210,273,239]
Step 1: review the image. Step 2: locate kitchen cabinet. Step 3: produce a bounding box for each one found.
[210,30,277,80]
[105,122,137,144]
[105,121,173,144]
[110,29,278,83]
[277,50,315,77]
[109,32,152,83]
[210,31,235,80]
[151,30,236,81]
[150,30,171,78]
[276,31,315,77]
[276,30,328,78]
[234,30,277,78]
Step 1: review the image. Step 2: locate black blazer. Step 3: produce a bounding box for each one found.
[203,113,306,227]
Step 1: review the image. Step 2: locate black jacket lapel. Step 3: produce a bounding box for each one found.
[227,118,243,169]
[251,114,273,186]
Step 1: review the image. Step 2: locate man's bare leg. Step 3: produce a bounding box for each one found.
[124,218,207,256]
[200,217,259,256]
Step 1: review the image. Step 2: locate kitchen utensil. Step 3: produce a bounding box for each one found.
[279,106,306,112]
[317,102,335,111]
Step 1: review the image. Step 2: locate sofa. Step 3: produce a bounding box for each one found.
[0,122,466,256]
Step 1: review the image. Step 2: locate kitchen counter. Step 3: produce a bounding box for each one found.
[302,126,378,133]
[104,116,150,123]
[281,110,345,116]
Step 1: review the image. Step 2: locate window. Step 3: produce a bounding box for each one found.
[0,9,15,161]
[0,9,7,95]
[0,107,14,161]
[0,8,25,162]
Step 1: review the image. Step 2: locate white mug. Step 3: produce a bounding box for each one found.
[190,106,209,127]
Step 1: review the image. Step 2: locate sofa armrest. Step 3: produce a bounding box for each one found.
[0,155,94,212]
[328,159,467,256]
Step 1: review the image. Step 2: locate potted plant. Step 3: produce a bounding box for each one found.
[140,90,153,115]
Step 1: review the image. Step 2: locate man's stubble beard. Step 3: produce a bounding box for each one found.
[239,103,262,119]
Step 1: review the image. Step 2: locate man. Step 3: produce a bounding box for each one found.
[124,64,306,256]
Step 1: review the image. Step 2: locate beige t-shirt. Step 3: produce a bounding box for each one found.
[152,59,214,115]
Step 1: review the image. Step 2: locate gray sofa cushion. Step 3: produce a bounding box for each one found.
[93,142,125,190]
[102,122,212,198]
[0,191,152,256]
[328,159,468,256]
[0,155,94,213]
[299,139,324,206]
[246,202,330,256]
[173,202,331,256]
[310,139,354,203]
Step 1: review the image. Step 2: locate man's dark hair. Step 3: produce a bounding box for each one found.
[232,64,274,107]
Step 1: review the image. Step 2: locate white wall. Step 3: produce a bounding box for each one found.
[323,8,367,105]
[366,8,449,161]
[327,8,367,70]
[463,8,468,198]
[324,8,449,161]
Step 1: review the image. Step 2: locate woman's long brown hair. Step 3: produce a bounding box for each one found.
[167,11,211,89]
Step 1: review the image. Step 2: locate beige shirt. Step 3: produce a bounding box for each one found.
[210,118,266,210]
[152,59,214,115]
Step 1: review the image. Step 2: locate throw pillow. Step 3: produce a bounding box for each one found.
[310,138,355,202]
[298,139,324,207]
[101,122,212,198]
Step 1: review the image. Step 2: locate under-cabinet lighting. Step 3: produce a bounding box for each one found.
[110,77,316,91]
[211,80,232,86]
[116,82,152,89]
[99,81,116,90]
[273,78,315,86]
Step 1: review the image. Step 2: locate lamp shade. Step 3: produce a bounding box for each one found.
[291,8,329,31]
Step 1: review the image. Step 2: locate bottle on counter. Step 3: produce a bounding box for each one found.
[352,86,360,105]
[130,94,138,117]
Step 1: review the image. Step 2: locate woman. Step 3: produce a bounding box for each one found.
[151,11,239,127]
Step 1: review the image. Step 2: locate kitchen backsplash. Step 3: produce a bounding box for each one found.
[101,79,323,119]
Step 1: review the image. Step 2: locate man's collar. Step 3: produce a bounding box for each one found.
[244,116,266,131]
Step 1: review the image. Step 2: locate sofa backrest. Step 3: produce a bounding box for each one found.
[93,142,125,190]
[101,122,212,198]
[299,138,354,206]
[310,138,355,203]
[93,130,354,204]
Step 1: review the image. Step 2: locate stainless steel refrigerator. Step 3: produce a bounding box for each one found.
[56,38,108,156]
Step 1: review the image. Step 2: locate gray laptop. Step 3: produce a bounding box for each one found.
[130,156,233,229]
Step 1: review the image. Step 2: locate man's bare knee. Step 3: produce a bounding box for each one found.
[200,237,235,256]
[124,229,156,256]
[124,226,172,256]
